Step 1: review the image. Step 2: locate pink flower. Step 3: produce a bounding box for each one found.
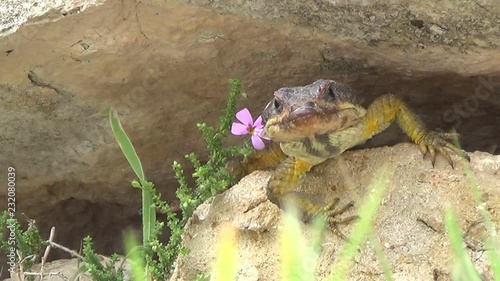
[231,108,269,150]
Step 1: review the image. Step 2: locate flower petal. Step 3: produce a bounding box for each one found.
[253,115,263,129]
[253,127,263,136]
[235,108,253,126]
[251,135,266,150]
[253,127,270,140]
[231,123,249,135]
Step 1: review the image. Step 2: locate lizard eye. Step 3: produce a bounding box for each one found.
[327,86,336,99]
[273,98,283,113]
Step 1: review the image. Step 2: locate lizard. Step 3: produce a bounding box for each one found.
[237,79,469,238]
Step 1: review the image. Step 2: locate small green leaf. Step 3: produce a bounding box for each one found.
[109,109,145,183]
[131,180,141,188]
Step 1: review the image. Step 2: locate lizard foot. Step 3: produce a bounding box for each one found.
[322,198,358,240]
[417,131,470,168]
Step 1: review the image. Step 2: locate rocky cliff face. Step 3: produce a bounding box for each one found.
[0,0,498,279]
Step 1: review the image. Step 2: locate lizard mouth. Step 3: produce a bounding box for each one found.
[284,102,317,123]
[263,103,365,142]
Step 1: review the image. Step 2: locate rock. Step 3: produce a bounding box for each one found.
[0,0,104,36]
[0,0,499,278]
[170,143,500,281]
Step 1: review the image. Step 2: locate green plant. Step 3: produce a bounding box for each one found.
[107,79,250,280]
[174,79,252,222]
[0,77,251,280]
[195,273,211,281]
[80,236,124,281]
[0,211,45,279]
[443,149,500,281]
[279,204,324,281]
[445,207,482,281]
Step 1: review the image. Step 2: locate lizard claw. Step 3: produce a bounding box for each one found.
[322,198,358,240]
[417,131,469,169]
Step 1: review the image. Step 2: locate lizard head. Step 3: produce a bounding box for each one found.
[262,79,366,142]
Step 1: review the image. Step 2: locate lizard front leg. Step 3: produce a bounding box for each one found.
[227,142,287,180]
[242,142,287,174]
[268,156,357,239]
[361,94,469,167]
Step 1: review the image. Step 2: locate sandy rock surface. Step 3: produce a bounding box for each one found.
[171,143,499,281]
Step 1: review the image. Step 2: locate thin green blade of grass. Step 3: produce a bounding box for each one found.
[211,224,238,281]
[280,202,322,281]
[69,265,87,281]
[109,108,155,273]
[369,234,394,281]
[463,180,500,280]
[452,138,500,280]
[109,109,145,183]
[124,231,147,281]
[329,166,392,281]
[444,206,482,281]
[310,215,327,256]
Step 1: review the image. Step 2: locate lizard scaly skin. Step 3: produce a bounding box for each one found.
[241,80,468,238]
